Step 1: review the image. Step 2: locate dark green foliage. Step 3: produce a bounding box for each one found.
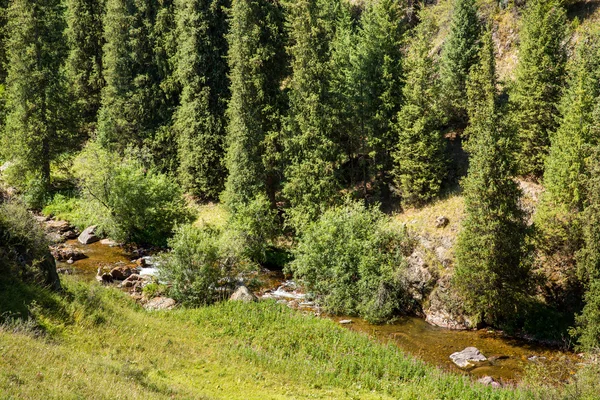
[439,0,481,123]
[282,0,343,229]
[0,0,9,84]
[535,26,600,259]
[288,201,412,323]
[158,224,229,306]
[147,0,180,173]
[510,0,567,179]
[454,30,530,326]
[173,0,229,199]
[225,194,279,264]
[393,15,446,207]
[73,142,192,245]
[65,0,106,137]
[1,0,72,207]
[0,200,60,290]
[572,148,600,351]
[97,0,166,150]
[223,0,287,212]
[351,0,405,195]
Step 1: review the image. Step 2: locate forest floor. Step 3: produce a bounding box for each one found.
[0,276,589,400]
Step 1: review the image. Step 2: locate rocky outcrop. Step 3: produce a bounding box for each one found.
[404,250,437,302]
[78,225,100,245]
[450,347,487,369]
[230,285,257,302]
[51,245,87,262]
[424,275,475,330]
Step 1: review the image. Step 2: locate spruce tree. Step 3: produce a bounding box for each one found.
[393,15,446,207]
[0,0,9,85]
[439,0,480,123]
[1,0,71,205]
[223,0,287,211]
[65,0,106,137]
[542,27,600,213]
[282,0,343,229]
[352,0,404,195]
[148,0,180,173]
[573,146,600,351]
[173,0,229,199]
[510,0,566,179]
[454,30,530,325]
[97,0,165,150]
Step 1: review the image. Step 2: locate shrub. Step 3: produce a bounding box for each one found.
[225,194,279,264]
[72,142,192,246]
[287,201,413,323]
[0,200,59,289]
[158,224,256,306]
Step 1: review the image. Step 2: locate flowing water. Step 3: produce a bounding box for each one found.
[61,239,581,384]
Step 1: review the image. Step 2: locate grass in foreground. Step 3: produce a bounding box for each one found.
[0,277,598,399]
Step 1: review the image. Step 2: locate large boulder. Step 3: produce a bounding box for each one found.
[51,245,87,262]
[78,225,100,244]
[110,266,132,280]
[450,347,487,369]
[230,285,258,302]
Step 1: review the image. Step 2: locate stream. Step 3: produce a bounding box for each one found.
[56,238,582,385]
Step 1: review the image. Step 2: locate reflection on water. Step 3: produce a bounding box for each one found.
[331,315,579,383]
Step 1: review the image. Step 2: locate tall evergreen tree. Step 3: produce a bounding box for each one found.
[439,0,480,123]
[352,0,404,197]
[510,0,566,179]
[173,0,229,199]
[0,0,9,85]
[393,15,446,207]
[149,0,180,173]
[65,0,106,137]
[282,0,343,229]
[223,0,287,211]
[1,0,71,204]
[534,27,600,262]
[573,146,600,351]
[542,27,600,214]
[454,30,530,325]
[97,0,165,150]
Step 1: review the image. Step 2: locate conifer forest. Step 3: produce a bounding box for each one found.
[2,0,600,398]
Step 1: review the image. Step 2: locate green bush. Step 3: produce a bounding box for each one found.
[225,194,279,264]
[158,224,256,306]
[42,194,95,231]
[0,200,58,288]
[287,201,413,323]
[72,142,192,246]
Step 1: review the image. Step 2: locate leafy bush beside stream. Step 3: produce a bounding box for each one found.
[69,142,192,246]
[288,201,415,323]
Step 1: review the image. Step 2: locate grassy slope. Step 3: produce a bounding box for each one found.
[0,277,556,400]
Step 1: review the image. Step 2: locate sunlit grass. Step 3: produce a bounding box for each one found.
[0,276,561,400]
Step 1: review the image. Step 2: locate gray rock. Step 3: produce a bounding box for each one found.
[78,225,100,244]
[45,219,72,233]
[144,297,176,311]
[230,285,257,302]
[477,376,501,388]
[46,232,66,244]
[435,216,449,228]
[450,347,487,369]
